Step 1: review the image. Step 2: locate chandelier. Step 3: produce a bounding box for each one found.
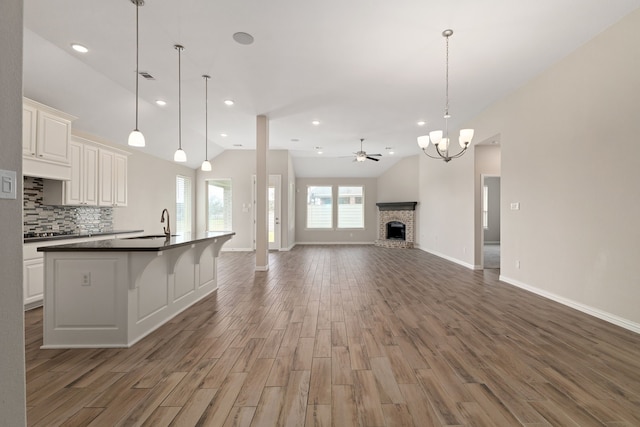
[417,29,474,162]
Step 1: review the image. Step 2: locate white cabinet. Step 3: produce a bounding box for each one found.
[99,149,128,207]
[23,257,44,308]
[65,140,98,205]
[22,98,76,180]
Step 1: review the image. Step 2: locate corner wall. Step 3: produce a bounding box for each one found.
[425,8,640,329]
[0,0,27,423]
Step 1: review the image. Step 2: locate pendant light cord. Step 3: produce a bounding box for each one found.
[177,46,182,150]
[205,76,208,159]
[135,2,140,130]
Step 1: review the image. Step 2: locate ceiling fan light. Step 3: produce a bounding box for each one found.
[128,129,145,147]
[356,154,366,162]
[417,135,430,148]
[201,160,212,171]
[174,148,187,162]
[429,130,443,146]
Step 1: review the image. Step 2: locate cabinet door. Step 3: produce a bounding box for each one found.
[83,145,99,206]
[37,110,71,164]
[24,258,44,306]
[65,140,83,205]
[23,104,38,156]
[113,153,127,207]
[98,149,115,206]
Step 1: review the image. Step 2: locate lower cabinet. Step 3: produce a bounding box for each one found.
[23,258,44,309]
[23,233,142,309]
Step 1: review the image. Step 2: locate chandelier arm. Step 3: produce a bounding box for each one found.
[448,146,469,159]
[421,149,447,160]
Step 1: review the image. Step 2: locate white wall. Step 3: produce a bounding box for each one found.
[426,9,640,329]
[195,150,293,250]
[377,155,419,203]
[295,177,378,244]
[0,0,27,424]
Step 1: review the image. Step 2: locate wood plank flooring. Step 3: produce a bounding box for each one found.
[25,245,640,426]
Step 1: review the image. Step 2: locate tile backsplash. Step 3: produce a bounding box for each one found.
[23,176,113,234]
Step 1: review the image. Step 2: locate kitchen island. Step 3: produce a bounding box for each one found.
[38,231,234,348]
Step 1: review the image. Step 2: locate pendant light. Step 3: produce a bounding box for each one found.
[173,44,187,162]
[128,0,145,147]
[417,29,474,162]
[201,75,212,171]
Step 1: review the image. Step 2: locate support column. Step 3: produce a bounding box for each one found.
[255,115,269,271]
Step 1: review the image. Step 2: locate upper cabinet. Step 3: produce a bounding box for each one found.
[22,98,76,180]
[65,139,99,206]
[98,148,128,207]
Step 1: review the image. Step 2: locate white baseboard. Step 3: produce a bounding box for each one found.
[418,247,478,270]
[221,247,254,252]
[279,243,296,251]
[500,275,640,335]
[295,241,375,246]
[255,265,269,272]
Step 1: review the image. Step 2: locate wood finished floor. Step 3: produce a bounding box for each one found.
[25,245,640,426]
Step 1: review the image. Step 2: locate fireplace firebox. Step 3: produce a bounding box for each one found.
[386,221,405,240]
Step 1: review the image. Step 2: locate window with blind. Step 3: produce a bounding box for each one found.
[207,179,233,231]
[338,186,364,228]
[306,186,333,228]
[176,175,192,235]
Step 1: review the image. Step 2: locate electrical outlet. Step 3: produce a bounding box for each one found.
[81,273,91,286]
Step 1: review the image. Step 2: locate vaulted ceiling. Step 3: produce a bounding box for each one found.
[23,0,640,177]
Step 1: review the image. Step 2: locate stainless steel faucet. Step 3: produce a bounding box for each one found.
[161,208,171,238]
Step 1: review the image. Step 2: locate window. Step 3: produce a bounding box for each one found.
[482,185,489,230]
[176,175,192,234]
[306,186,333,228]
[338,186,364,228]
[207,179,232,231]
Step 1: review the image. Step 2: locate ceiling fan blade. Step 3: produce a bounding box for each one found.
[367,153,382,156]
[366,156,380,162]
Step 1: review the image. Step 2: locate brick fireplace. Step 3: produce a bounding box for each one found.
[374,202,417,248]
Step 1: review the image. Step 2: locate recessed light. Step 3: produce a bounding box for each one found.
[155,100,167,106]
[315,146,323,154]
[312,120,320,126]
[417,121,426,126]
[220,133,228,137]
[71,43,88,53]
[224,99,234,106]
[233,32,254,45]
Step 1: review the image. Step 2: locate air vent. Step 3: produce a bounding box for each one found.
[138,71,155,80]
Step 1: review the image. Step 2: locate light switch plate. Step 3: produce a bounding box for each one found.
[510,202,520,210]
[0,169,17,200]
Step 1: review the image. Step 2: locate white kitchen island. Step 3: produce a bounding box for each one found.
[38,231,234,348]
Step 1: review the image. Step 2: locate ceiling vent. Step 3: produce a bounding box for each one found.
[138,71,155,80]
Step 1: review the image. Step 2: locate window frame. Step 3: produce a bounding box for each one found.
[305,185,334,229]
[206,178,233,232]
[337,185,365,229]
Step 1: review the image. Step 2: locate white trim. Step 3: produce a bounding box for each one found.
[500,275,640,335]
[484,241,500,245]
[418,247,479,270]
[279,243,297,251]
[255,265,269,272]
[221,247,254,252]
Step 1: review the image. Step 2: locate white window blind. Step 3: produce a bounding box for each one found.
[306,186,333,228]
[338,186,364,228]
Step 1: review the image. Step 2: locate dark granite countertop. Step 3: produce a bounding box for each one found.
[37,231,235,252]
[24,229,144,244]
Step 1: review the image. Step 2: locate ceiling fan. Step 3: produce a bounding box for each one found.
[353,138,382,162]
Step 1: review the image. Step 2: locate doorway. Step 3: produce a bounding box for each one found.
[482,175,501,269]
[253,175,281,251]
